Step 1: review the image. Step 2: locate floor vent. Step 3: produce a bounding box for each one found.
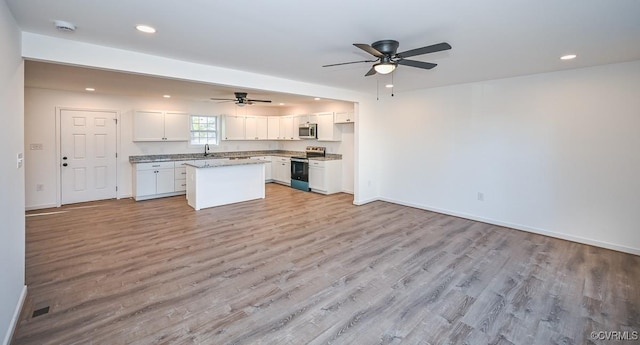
[32,306,50,318]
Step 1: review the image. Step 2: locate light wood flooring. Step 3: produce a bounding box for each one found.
[13,184,640,344]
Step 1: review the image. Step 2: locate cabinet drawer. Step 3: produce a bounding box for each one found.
[309,160,325,167]
[136,161,175,171]
[175,179,187,192]
[274,156,289,163]
[174,160,195,167]
[175,167,187,179]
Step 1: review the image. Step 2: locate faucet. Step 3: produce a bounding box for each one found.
[204,143,210,157]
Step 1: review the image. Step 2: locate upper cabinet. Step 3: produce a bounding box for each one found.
[316,112,341,141]
[334,111,355,124]
[279,115,298,140]
[222,115,246,140]
[297,114,318,125]
[267,116,281,140]
[133,110,189,141]
[245,116,268,140]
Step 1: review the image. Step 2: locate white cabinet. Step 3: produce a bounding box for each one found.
[334,112,354,124]
[308,159,342,194]
[297,114,318,125]
[174,160,194,192]
[267,116,281,140]
[279,116,295,140]
[245,116,268,140]
[316,112,341,141]
[133,161,177,200]
[222,115,246,140]
[252,156,273,181]
[133,110,189,141]
[272,156,291,184]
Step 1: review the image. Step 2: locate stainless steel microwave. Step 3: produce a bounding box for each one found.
[298,123,317,139]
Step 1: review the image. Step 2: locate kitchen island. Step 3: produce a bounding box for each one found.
[185,159,266,210]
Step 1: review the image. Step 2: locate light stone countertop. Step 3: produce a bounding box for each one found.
[129,150,341,163]
[184,159,266,169]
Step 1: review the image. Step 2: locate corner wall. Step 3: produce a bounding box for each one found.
[0,1,26,344]
[379,60,640,254]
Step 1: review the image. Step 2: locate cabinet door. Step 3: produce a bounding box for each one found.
[280,116,293,140]
[245,116,258,139]
[309,166,325,191]
[164,112,190,141]
[246,116,268,140]
[133,111,165,141]
[136,169,157,197]
[317,112,341,141]
[334,112,354,123]
[156,168,175,194]
[267,116,280,139]
[224,116,246,140]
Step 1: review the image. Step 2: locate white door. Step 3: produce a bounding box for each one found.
[61,109,117,204]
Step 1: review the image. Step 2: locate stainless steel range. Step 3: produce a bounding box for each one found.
[291,146,325,191]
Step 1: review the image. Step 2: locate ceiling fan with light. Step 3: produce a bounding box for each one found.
[210,92,272,106]
[323,40,452,76]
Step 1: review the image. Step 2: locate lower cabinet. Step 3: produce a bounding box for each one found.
[133,161,177,200]
[251,156,273,181]
[308,159,342,194]
[272,156,291,185]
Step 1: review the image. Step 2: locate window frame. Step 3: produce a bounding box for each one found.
[188,114,219,147]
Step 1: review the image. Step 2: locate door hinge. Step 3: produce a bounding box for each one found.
[115,152,118,158]
[114,118,118,124]
[116,186,118,191]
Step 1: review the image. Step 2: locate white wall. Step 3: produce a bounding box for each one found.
[378,60,640,254]
[0,1,26,344]
[21,33,381,205]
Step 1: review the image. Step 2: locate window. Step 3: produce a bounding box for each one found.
[190,115,218,145]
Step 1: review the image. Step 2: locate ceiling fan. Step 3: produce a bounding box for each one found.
[210,92,272,106]
[323,40,452,76]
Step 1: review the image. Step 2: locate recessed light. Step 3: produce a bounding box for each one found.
[385,84,394,88]
[560,54,577,60]
[314,97,321,101]
[163,95,171,98]
[136,25,156,33]
[279,103,285,106]
[85,87,95,92]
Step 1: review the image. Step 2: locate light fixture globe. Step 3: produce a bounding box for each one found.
[373,62,397,74]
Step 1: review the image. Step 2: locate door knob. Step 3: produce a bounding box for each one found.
[62,163,68,167]
[62,156,67,160]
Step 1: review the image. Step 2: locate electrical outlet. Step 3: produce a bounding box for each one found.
[17,153,23,168]
[477,192,484,201]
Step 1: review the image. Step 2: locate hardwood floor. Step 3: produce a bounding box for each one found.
[14,184,640,344]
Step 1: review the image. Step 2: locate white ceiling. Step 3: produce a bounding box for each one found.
[7,0,640,99]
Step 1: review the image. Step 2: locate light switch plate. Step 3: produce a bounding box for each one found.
[30,143,43,150]
[17,152,23,168]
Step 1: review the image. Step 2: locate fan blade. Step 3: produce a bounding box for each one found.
[354,43,383,57]
[364,67,377,76]
[247,99,272,103]
[396,42,451,59]
[397,59,437,70]
[322,60,376,67]
[210,98,236,101]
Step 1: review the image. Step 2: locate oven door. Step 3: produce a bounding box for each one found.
[291,159,309,182]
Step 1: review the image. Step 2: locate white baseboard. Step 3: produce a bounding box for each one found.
[378,197,640,256]
[25,203,57,211]
[353,197,379,206]
[3,285,27,345]
[341,189,354,195]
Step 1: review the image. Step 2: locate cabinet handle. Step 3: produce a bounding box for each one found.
[152,164,161,167]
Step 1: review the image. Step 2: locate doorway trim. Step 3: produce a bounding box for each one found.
[55,107,121,207]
